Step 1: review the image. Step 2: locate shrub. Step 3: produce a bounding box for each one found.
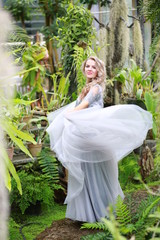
[10,170,54,215]
[118,153,140,190]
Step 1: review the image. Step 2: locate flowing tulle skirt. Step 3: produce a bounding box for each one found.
[46,102,153,222]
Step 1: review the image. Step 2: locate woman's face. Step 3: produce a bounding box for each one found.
[84,59,98,80]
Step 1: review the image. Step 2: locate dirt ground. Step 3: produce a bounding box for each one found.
[36,218,99,240]
[36,186,159,240]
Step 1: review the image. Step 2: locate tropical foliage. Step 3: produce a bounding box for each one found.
[81,195,160,240]
[5,0,34,28]
[56,3,95,75]
[10,170,54,214]
[72,45,96,94]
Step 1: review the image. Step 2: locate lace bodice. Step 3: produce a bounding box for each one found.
[75,84,103,108]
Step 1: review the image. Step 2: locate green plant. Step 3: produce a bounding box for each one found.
[140,0,160,38]
[28,116,48,144]
[9,203,66,240]
[22,42,48,103]
[3,97,36,151]
[38,0,68,73]
[134,196,160,240]
[144,91,158,138]
[81,195,160,240]
[10,170,54,215]
[7,25,30,66]
[1,96,36,194]
[118,153,141,190]
[72,45,96,94]
[37,148,62,191]
[14,91,35,117]
[114,59,152,99]
[81,232,112,240]
[5,0,34,29]
[9,217,21,240]
[47,70,70,111]
[81,202,127,240]
[56,3,95,75]
[147,210,160,239]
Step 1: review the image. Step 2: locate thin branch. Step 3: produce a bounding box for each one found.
[120,17,134,28]
[94,15,137,30]
[128,15,140,21]
[143,52,160,80]
[93,16,109,30]
[128,23,134,28]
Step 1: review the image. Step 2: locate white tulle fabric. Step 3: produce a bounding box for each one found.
[46,85,153,222]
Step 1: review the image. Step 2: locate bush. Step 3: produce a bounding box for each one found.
[118,153,140,190]
[10,170,54,215]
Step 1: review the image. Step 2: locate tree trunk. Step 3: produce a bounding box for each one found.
[20,13,25,29]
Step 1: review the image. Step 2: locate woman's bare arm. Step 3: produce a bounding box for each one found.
[72,100,89,112]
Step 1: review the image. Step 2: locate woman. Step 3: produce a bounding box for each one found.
[46,56,153,223]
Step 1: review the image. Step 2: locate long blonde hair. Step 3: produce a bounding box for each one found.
[80,56,106,100]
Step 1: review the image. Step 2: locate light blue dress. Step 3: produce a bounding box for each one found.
[46,84,153,222]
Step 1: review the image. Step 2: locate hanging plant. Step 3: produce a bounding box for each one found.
[107,0,130,76]
[133,19,143,67]
[97,28,108,67]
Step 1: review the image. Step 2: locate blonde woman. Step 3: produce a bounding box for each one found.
[47,56,152,223]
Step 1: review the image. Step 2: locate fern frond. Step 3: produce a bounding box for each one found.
[135,197,160,239]
[37,148,60,185]
[142,197,160,220]
[102,217,127,240]
[116,195,131,225]
[6,25,30,65]
[115,195,134,234]
[135,195,160,221]
[72,45,97,94]
[72,45,86,94]
[81,231,112,240]
[81,221,108,231]
[9,25,30,43]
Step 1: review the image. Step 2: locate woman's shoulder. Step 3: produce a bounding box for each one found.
[91,84,102,93]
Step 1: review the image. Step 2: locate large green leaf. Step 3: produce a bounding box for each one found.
[152,120,157,138]
[2,148,22,194]
[1,121,36,159]
[144,92,154,112]
[13,98,36,106]
[35,51,45,61]
[4,121,36,143]
[30,70,36,86]
[7,133,34,159]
